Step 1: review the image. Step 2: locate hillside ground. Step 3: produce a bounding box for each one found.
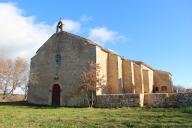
[0,103,192,128]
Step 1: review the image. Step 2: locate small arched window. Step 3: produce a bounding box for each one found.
[153,86,159,92]
[55,54,61,64]
[155,87,159,91]
[161,86,167,91]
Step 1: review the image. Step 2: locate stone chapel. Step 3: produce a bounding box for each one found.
[28,21,173,106]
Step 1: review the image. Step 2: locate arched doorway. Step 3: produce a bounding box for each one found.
[52,84,60,106]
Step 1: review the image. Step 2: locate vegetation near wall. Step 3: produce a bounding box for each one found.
[0,105,192,128]
[0,57,29,97]
[80,62,105,107]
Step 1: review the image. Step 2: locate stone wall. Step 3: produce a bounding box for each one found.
[144,93,169,107]
[167,93,192,107]
[143,70,149,93]
[28,30,175,107]
[96,46,108,95]
[122,60,133,93]
[95,93,192,108]
[28,32,96,106]
[117,57,123,93]
[154,70,173,93]
[107,53,119,94]
[94,94,143,108]
[134,64,142,93]
[141,64,154,93]
[144,93,192,107]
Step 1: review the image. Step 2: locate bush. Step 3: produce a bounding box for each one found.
[180,107,192,114]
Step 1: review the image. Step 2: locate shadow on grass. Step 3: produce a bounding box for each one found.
[0,101,28,106]
[0,101,90,109]
[180,107,192,114]
[0,101,62,109]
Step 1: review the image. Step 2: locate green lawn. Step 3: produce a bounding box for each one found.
[0,105,192,128]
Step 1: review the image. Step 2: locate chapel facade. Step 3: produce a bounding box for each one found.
[28,21,173,106]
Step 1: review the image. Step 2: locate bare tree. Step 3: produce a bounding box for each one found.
[9,57,29,94]
[80,62,105,107]
[21,80,29,99]
[0,57,12,95]
[22,71,40,99]
[173,85,186,93]
[0,57,29,97]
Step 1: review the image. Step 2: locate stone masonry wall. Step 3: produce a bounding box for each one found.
[144,93,192,107]
[95,93,192,108]
[144,93,169,107]
[94,94,142,108]
[117,57,123,93]
[96,46,108,95]
[134,64,142,93]
[143,70,149,93]
[28,32,96,106]
[154,70,173,93]
[122,60,133,93]
[107,53,119,94]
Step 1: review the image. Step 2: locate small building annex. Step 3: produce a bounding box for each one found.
[28,21,173,106]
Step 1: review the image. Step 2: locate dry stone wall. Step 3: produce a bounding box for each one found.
[95,93,192,108]
[144,93,192,107]
[94,94,142,108]
[144,93,169,107]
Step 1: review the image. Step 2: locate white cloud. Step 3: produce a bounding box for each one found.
[0,3,53,59]
[80,15,93,22]
[0,2,129,59]
[62,19,80,33]
[88,27,129,45]
[0,2,81,59]
[89,27,116,44]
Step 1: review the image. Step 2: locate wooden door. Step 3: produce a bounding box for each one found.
[52,84,60,106]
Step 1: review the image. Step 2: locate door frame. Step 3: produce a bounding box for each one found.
[49,83,62,106]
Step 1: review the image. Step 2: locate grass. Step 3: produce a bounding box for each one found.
[0,104,192,128]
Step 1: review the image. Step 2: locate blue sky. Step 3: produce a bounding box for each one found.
[0,0,192,88]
